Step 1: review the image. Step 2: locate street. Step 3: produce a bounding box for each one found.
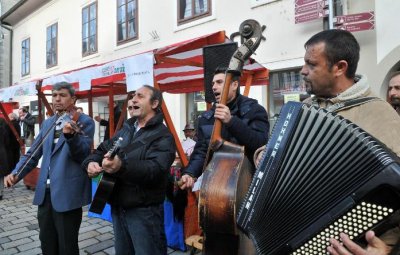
[0,182,191,255]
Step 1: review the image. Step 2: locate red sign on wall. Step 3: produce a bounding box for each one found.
[295,9,328,24]
[295,0,328,24]
[295,0,326,15]
[295,0,319,6]
[337,21,375,32]
[335,11,375,32]
[335,12,374,24]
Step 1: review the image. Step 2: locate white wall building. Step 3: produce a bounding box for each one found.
[1,0,399,145]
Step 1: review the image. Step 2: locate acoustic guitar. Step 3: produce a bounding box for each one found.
[89,137,123,214]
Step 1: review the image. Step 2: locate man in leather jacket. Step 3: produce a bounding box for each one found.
[83,85,176,255]
[18,106,36,143]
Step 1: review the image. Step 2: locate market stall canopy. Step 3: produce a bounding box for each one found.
[0,81,38,102]
[39,30,268,97]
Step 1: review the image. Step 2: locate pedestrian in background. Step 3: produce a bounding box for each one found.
[0,117,13,200]
[388,71,400,115]
[181,123,196,158]
[94,102,121,141]
[8,112,21,171]
[18,106,36,145]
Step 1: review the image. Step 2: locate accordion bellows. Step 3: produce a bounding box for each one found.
[237,102,400,255]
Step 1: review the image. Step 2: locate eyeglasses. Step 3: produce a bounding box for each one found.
[128,106,133,110]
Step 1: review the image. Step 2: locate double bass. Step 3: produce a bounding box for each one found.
[198,19,264,255]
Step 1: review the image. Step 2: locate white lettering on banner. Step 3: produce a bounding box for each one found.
[0,82,37,102]
[124,52,154,92]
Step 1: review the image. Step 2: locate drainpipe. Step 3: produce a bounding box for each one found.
[327,0,334,29]
[1,23,12,86]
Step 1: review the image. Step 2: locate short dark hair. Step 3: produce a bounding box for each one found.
[142,85,163,113]
[213,66,241,96]
[20,107,28,113]
[213,66,240,83]
[52,82,76,97]
[304,29,360,79]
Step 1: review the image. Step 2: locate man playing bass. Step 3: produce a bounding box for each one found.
[179,66,270,190]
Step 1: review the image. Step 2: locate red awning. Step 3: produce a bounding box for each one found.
[36,30,268,96]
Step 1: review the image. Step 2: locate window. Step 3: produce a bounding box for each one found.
[269,69,308,127]
[117,0,138,44]
[187,91,207,128]
[82,2,97,56]
[21,38,30,76]
[46,23,58,68]
[178,0,211,24]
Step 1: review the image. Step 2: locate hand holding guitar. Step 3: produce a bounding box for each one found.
[102,154,122,174]
[87,162,102,178]
[88,137,123,214]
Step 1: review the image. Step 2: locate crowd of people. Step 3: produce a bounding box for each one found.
[1,29,400,255]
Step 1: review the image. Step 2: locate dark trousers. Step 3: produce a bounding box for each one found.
[37,189,82,255]
[111,204,167,255]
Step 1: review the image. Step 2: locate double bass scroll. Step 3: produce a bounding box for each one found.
[199,19,265,255]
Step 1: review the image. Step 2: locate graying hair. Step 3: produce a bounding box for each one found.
[52,82,76,97]
[9,112,18,120]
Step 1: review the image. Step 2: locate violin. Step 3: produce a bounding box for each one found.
[12,104,85,179]
[56,105,85,135]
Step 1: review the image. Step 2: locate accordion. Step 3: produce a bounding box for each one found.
[237,101,400,255]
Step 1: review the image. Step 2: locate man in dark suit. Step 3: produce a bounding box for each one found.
[94,102,122,141]
[18,106,36,144]
[4,82,95,255]
[0,118,12,200]
[7,113,21,172]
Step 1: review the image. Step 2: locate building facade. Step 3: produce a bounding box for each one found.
[1,0,400,143]
[0,0,19,89]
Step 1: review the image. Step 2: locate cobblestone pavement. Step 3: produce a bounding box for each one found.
[0,182,192,255]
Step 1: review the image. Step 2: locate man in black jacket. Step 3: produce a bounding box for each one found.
[180,67,270,189]
[83,85,176,255]
[0,117,12,200]
[18,107,35,144]
[94,102,122,141]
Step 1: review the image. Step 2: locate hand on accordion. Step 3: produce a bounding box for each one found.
[253,145,266,168]
[327,231,391,255]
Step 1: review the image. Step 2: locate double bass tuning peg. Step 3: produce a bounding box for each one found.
[229,19,266,45]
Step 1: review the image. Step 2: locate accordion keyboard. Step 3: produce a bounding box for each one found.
[237,102,400,255]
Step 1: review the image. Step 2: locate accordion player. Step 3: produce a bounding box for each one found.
[237,101,400,255]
